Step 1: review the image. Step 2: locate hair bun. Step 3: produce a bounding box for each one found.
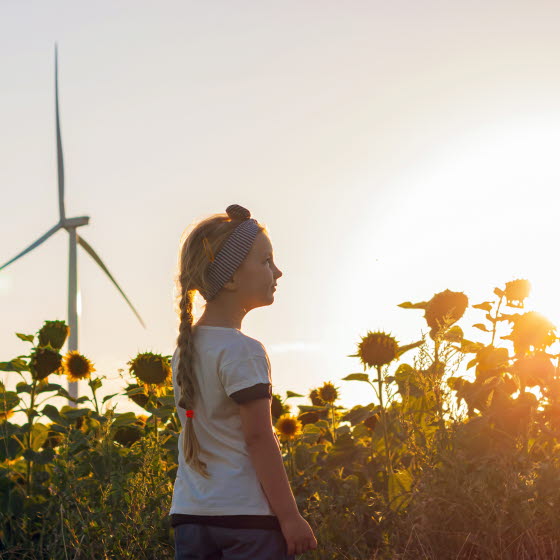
[226,204,251,221]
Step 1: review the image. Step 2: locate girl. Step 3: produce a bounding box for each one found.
[170,204,318,560]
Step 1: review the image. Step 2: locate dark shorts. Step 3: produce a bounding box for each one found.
[174,523,296,560]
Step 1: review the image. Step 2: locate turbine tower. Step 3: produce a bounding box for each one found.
[0,45,146,406]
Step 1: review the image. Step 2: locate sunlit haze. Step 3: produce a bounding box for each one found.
[2,2,560,420]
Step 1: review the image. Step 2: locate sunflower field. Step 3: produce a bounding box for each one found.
[2,279,560,559]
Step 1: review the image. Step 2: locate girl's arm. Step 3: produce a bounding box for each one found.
[239,398,299,520]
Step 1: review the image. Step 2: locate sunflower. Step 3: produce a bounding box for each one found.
[425,290,469,333]
[309,388,325,406]
[318,381,339,404]
[502,311,557,354]
[512,352,555,388]
[113,424,143,447]
[271,394,290,421]
[29,345,63,381]
[356,331,399,368]
[275,414,303,442]
[128,352,171,386]
[37,320,70,351]
[504,279,531,307]
[61,351,95,382]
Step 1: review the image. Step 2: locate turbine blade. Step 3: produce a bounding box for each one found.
[0,224,62,272]
[55,44,65,222]
[77,235,147,329]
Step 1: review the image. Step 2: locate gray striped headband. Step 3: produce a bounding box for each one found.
[200,204,262,301]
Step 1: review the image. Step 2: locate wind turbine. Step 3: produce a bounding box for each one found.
[0,45,146,406]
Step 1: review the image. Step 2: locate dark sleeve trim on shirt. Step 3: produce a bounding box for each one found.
[229,382,271,404]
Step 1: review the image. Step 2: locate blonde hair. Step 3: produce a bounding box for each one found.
[174,211,266,478]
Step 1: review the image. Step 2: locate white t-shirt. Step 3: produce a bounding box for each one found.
[169,325,280,529]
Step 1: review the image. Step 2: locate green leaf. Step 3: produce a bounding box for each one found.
[56,386,89,404]
[23,447,55,465]
[466,357,478,370]
[111,412,137,428]
[37,382,62,395]
[335,425,350,436]
[459,339,485,354]
[473,302,493,312]
[342,373,370,383]
[0,391,19,414]
[157,396,176,407]
[42,404,69,427]
[89,378,102,391]
[388,469,413,511]
[397,301,429,309]
[62,408,90,421]
[151,406,174,419]
[442,326,463,343]
[16,382,32,394]
[396,340,424,358]
[16,333,35,343]
[102,393,120,404]
[30,423,49,450]
[285,391,304,399]
[341,404,376,426]
[297,405,328,413]
[0,358,30,372]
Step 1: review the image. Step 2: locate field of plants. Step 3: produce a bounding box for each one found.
[2,279,560,559]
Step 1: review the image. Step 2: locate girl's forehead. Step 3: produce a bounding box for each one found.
[252,232,272,253]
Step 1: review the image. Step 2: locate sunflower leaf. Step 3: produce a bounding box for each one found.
[16,333,35,343]
[342,373,370,383]
[397,301,429,310]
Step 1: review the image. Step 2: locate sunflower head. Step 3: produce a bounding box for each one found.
[275,414,303,441]
[113,424,143,447]
[29,345,63,381]
[504,279,531,308]
[309,388,325,406]
[318,381,339,404]
[512,352,555,388]
[425,289,468,334]
[37,320,70,351]
[128,352,171,386]
[61,351,95,382]
[357,331,399,368]
[271,394,290,421]
[503,311,557,354]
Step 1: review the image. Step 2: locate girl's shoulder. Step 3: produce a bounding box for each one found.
[221,331,269,363]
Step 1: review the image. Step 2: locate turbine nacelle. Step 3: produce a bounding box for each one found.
[61,216,90,229]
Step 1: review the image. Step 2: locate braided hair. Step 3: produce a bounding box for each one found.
[174,209,266,477]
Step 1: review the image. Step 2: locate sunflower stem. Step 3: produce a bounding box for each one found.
[88,377,100,415]
[330,403,336,443]
[376,365,392,492]
[491,294,504,347]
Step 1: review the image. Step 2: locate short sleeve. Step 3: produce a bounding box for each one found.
[219,356,272,404]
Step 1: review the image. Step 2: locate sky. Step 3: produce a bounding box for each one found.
[2,1,560,420]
